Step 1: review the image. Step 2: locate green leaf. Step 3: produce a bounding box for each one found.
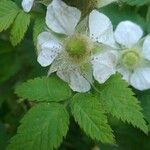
[147,20,150,33]
[33,17,46,47]
[0,39,14,55]
[147,5,150,33]
[138,90,150,126]
[15,76,72,102]
[71,93,115,144]
[0,0,20,32]
[0,52,21,84]
[0,123,9,150]
[96,74,148,134]
[7,103,69,150]
[121,0,149,6]
[100,4,146,30]
[10,10,31,46]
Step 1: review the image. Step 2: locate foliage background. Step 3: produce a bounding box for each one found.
[0,0,150,149]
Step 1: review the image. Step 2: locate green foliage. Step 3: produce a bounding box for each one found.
[100,119,150,150]
[147,5,150,33]
[138,90,150,126]
[33,17,46,47]
[96,74,148,134]
[7,103,69,150]
[15,76,72,102]
[100,4,146,30]
[0,39,14,54]
[10,11,31,46]
[0,40,21,84]
[0,0,20,32]
[147,21,150,33]
[71,93,115,144]
[0,123,9,150]
[121,0,149,6]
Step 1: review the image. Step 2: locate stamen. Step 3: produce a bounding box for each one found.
[65,34,93,64]
[121,49,140,69]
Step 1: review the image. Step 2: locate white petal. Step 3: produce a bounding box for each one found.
[48,57,62,74]
[97,0,117,8]
[117,67,131,82]
[142,35,150,61]
[46,0,81,35]
[130,67,150,90]
[22,0,34,12]
[57,67,91,92]
[37,32,62,67]
[89,10,116,47]
[69,71,91,92]
[114,21,143,48]
[57,68,70,83]
[91,50,118,83]
[48,52,68,75]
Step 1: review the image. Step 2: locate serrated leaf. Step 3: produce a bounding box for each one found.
[138,90,150,126]
[15,76,72,102]
[121,0,149,6]
[7,103,69,150]
[33,17,46,47]
[96,74,148,134]
[10,10,31,46]
[0,0,20,32]
[71,93,115,144]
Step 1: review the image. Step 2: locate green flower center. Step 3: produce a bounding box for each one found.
[65,34,92,63]
[122,49,140,69]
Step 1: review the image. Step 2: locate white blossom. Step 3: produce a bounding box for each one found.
[114,21,150,90]
[37,0,118,92]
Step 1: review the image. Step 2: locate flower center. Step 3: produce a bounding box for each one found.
[65,34,92,63]
[122,49,140,69]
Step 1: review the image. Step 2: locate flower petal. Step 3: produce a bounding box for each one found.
[57,67,91,92]
[117,66,131,82]
[89,10,116,47]
[97,0,118,8]
[22,0,34,12]
[91,50,118,83]
[48,52,67,74]
[46,0,81,35]
[130,67,150,90]
[37,32,62,67]
[114,21,143,48]
[142,35,150,61]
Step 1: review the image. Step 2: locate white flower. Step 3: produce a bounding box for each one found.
[37,0,118,92]
[22,0,34,12]
[114,21,150,90]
